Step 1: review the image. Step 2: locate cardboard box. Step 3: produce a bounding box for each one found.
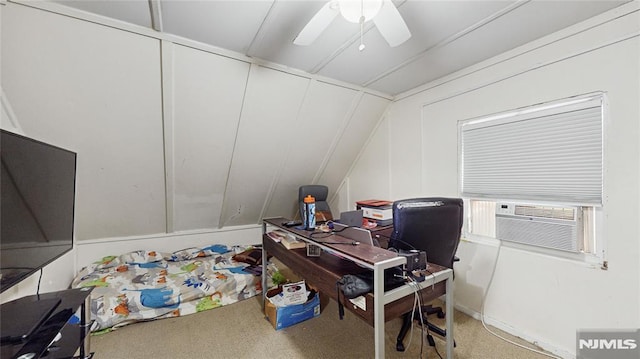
[265,288,320,330]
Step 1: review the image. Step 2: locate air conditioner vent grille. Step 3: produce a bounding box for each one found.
[496,217,578,252]
[496,203,583,253]
[514,205,575,220]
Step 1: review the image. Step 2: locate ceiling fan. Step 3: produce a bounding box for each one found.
[294,0,411,51]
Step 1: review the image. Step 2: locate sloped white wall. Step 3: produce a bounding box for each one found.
[1,1,391,241]
[264,81,360,218]
[165,42,249,232]
[2,3,167,240]
[0,2,390,299]
[347,3,639,357]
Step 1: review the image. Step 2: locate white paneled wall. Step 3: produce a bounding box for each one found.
[220,65,310,227]
[346,3,640,358]
[1,2,391,243]
[346,119,391,204]
[166,43,250,231]
[265,80,361,218]
[2,3,167,240]
[319,93,392,202]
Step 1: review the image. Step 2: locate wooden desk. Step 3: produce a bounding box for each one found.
[368,224,394,248]
[261,217,453,359]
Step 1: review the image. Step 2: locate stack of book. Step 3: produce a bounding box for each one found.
[356,199,393,226]
[267,229,307,249]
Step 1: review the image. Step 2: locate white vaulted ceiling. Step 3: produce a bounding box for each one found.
[1,0,632,239]
[3,1,395,238]
[51,0,629,96]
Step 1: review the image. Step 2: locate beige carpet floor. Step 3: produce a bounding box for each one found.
[90,258,554,358]
[90,293,553,359]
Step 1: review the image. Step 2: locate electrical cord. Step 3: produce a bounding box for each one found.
[402,277,421,355]
[417,286,426,358]
[315,241,359,245]
[310,225,359,245]
[309,232,333,239]
[432,335,444,359]
[480,241,562,359]
[37,268,43,298]
[309,224,351,239]
[415,275,443,359]
[394,271,446,358]
[403,273,440,359]
[387,237,419,251]
[421,268,436,291]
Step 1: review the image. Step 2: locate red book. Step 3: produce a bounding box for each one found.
[356,199,392,207]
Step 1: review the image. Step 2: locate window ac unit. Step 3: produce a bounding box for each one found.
[495,203,583,253]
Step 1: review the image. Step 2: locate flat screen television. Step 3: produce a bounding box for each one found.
[1,129,77,293]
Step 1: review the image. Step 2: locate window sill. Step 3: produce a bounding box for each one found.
[460,234,607,270]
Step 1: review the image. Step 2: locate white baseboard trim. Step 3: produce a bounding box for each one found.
[453,303,574,359]
[75,225,262,269]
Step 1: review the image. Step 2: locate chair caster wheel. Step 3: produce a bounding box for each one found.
[396,341,405,352]
[437,311,445,319]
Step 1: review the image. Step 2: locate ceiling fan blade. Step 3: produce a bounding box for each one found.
[294,2,339,46]
[373,0,411,47]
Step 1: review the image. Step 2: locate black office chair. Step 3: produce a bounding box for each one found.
[389,197,463,352]
[298,185,333,222]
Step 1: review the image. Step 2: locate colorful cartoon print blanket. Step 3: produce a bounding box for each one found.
[72,244,262,333]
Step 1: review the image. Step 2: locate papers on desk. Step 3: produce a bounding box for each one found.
[267,229,287,242]
[267,230,306,249]
[268,280,309,307]
[349,296,366,311]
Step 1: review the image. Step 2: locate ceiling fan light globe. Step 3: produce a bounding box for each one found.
[338,0,382,23]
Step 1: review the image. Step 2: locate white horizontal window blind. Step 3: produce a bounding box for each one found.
[460,93,604,206]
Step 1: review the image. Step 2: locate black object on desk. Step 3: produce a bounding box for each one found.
[0,297,61,343]
[1,287,94,359]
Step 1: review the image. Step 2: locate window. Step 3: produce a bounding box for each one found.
[459,93,605,264]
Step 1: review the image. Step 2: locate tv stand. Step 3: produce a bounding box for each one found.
[1,287,94,359]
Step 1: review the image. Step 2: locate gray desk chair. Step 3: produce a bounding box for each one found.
[389,197,463,352]
[298,185,333,222]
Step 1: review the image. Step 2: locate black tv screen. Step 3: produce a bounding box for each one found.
[1,130,77,293]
